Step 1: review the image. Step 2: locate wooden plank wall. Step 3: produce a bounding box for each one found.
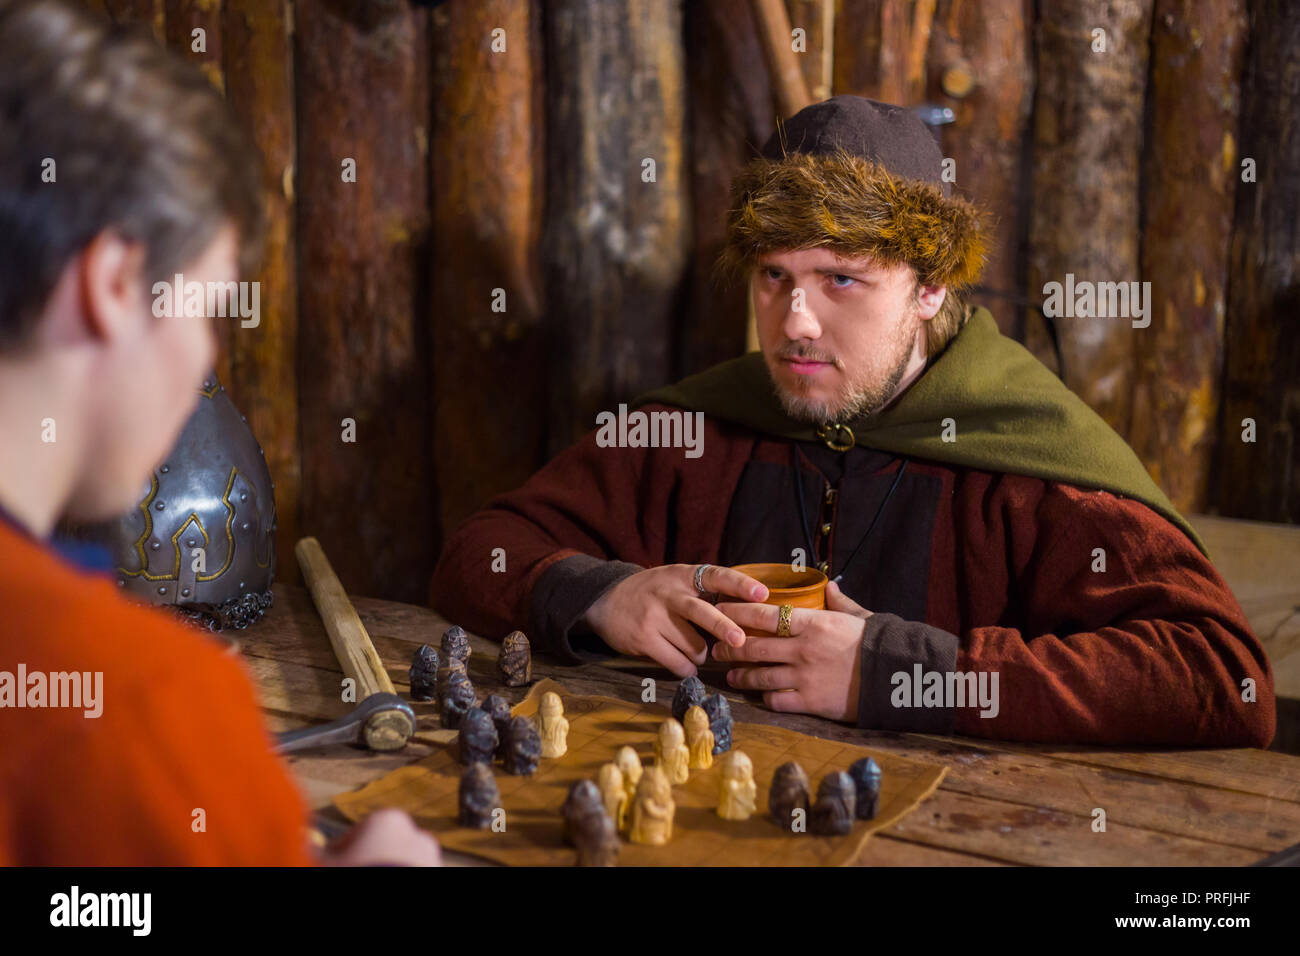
[81,0,1299,603]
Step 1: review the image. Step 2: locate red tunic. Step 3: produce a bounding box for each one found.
[430,405,1275,747]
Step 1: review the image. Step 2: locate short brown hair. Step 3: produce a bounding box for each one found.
[0,0,263,351]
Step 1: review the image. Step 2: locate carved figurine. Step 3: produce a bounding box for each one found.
[458,762,499,829]
[769,761,811,831]
[847,757,882,820]
[441,624,471,663]
[503,715,542,775]
[537,691,569,758]
[481,693,512,756]
[597,762,628,831]
[436,657,467,695]
[439,669,476,730]
[684,705,714,770]
[671,675,706,724]
[562,780,619,866]
[572,807,619,867]
[408,644,438,701]
[702,693,733,755]
[497,630,532,687]
[717,750,757,821]
[614,746,642,804]
[810,771,856,836]
[654,718,690,785]
[628,766,675,846]
[561,779,602,844]
[458,706,498,765]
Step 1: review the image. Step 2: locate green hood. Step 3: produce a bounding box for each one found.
[634,306,1205,555]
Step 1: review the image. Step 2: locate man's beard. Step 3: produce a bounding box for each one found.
[767,303,921,425]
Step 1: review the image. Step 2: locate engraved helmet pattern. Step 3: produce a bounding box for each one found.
[77,374,276,630]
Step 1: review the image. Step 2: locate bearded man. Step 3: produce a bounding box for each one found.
[430,96,1273,747]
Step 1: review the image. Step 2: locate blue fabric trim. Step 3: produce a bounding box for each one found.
[0,500,115,575]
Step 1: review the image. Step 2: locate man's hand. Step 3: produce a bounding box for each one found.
[582,564,769,677]
[712,580,872,721]
[321,808,443,867]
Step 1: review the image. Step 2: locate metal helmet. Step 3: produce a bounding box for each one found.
[78,373,277,630]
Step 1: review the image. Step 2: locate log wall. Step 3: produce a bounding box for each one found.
[79,0,1300,601]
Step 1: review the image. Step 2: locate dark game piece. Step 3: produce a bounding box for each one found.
[847,757,882,820]
[572,812,619,867]
[436,658,466,701]
[562,780,619,867]
[561,779,603,844]
[702,693,733,755]
[458,763,499,829]
[436,656,467,685]
[458,706,499,765]
[503,715,542,775]
[497,630,532,687]
[481,693,512,754]
[439,669,476,730]
[408,644,438,701]
[769,761,811,831]
[671,676,706,724]
[810,771,857,836]
[441,624,471,663]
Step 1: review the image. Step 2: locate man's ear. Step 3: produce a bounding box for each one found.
[78,232,150,343]
[915,283,947,321]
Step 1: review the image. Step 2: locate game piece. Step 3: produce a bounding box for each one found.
[439,669,477,730]
[597,762,628,830]
[458,706,499,765]
[702,693,733,754]
[497,630,532,687]
[684,705,714,769]
[408,644,438,701]
[441,624,471,663]
[538,691,569,758]
[436,656,467,692]
[628,766,675,846]
[671,675,706,723]
[458,762,499,829]
[769,761,811,831]
[614,746,642,803]
[717,750,757,820]
[481,693,512,754]
[562,779,603,843]
[847,757,882,820]
[572,808,619,867]
[810,771,857,836]
[654,718,690,784]
[503,715,542,775]
[562,780,619,866]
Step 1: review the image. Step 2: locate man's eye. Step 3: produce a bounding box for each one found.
[763,267,784,281]
[830,274,856,288]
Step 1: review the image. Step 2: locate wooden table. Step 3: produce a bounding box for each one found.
[242,585,1300,866]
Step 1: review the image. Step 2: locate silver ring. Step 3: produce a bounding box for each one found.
[693,564,714,596]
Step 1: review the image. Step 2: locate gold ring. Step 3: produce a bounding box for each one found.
[777,604,793,637]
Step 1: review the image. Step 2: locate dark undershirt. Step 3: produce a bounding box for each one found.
[718,439,939,621]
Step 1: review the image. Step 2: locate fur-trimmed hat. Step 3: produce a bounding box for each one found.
[716,96,986,293]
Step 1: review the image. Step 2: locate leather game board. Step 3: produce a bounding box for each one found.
[333,678,949,865]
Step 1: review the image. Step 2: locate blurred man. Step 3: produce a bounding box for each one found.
[0,0,438,865]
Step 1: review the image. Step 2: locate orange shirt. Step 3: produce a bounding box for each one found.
[0,519,314,865]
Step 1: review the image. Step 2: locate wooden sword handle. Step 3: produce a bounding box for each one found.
[295,536,413,750]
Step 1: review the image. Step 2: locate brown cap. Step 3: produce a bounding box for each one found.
[717,95,984,300]
[759,95,950,197]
